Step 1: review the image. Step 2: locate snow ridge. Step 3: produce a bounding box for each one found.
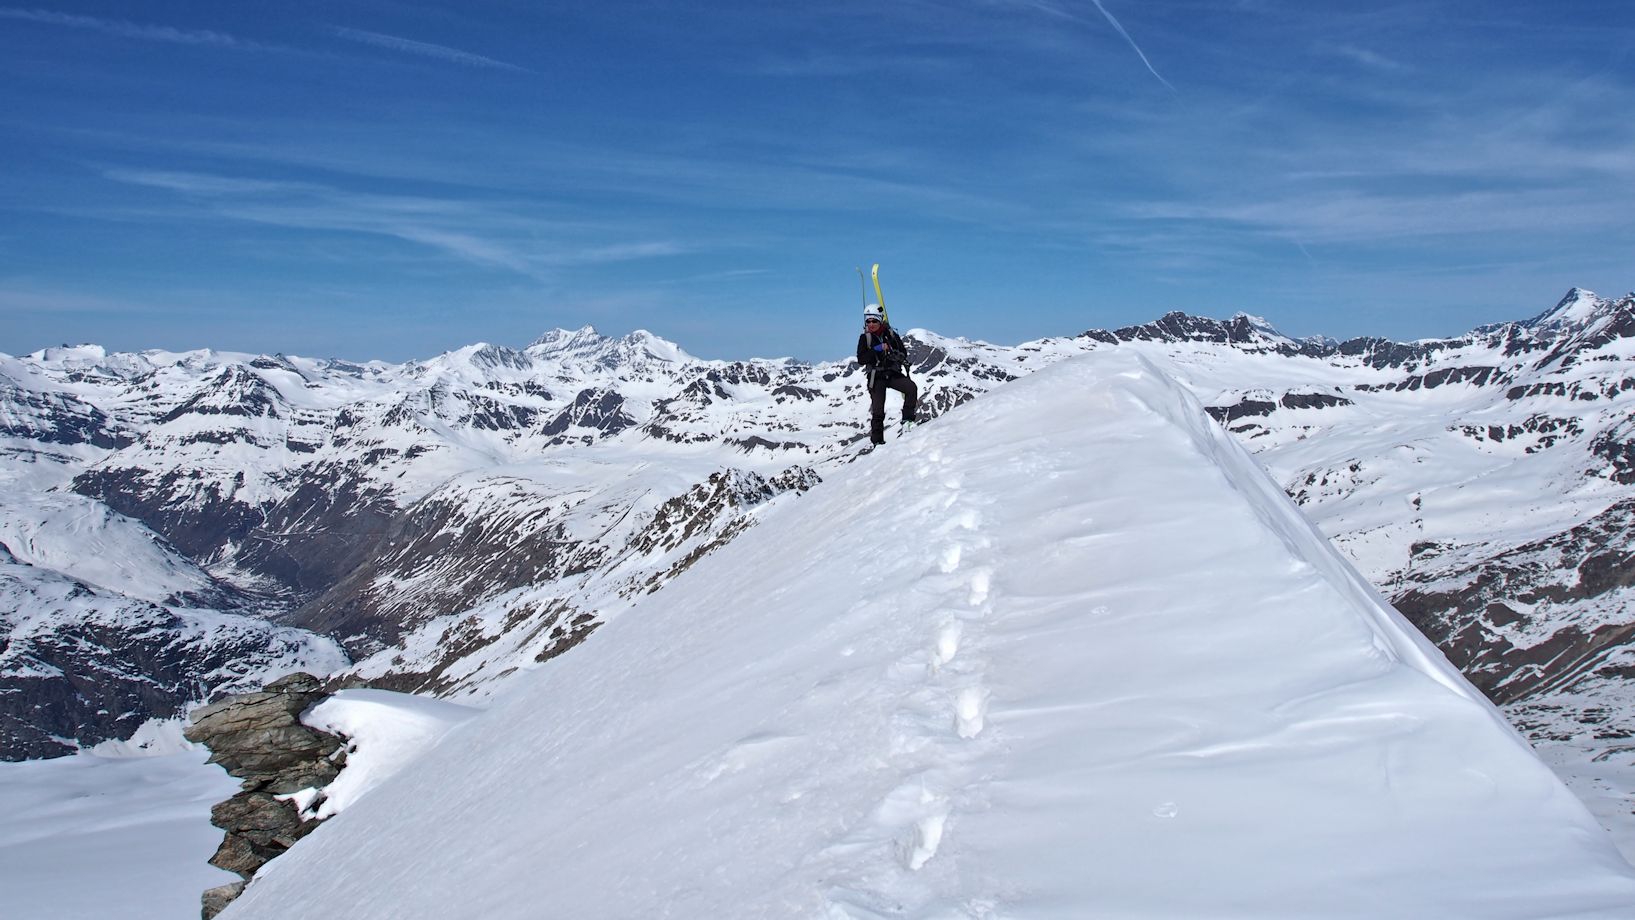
[223,351,1635,920]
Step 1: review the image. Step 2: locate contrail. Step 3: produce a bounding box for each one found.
[1085,0,1176,94]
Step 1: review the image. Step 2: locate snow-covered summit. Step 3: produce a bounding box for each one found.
[224,351,1635,920]
[526,324,603,352]
[411,342,537,384]
[1231,309,1283,336]
[526,325,694,370]
[450,343,534,373]
[27,344,108,365]
[20,344,156,383]
[1091,310,1306,353]
[1527,287,1610,331]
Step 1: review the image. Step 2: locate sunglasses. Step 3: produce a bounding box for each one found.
[864,318,882,325]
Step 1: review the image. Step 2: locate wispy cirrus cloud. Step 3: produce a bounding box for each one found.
[99,170,299,196]
[100,167,678,277]
[331,27,530,73]
[1127,189,1615,245]
[0,283,164,316]
[747,52,887,78]
[0,7,254,48]
[1320,42,1411,74]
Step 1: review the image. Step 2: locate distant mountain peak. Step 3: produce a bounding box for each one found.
[464,343,534,372]
[20,343,156,382]
[527,326,603,352]
[155,363,289,424]
[1229,311,1287,338]
[526,326,693,368]
[617,329,692,363]
[1091,310,1297,351]
[30,343,109,364]
[1524,288,1607,332]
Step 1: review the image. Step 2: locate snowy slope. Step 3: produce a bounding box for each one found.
[0,490,226,605]
[225,352,1635,919]
[0,723,239,920]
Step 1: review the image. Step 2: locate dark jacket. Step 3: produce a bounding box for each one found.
[857,325,910,377]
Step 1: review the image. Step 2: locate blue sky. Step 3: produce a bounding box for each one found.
[2,1,1631,362]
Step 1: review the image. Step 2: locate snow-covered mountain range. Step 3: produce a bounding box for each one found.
[4,289,1633,814]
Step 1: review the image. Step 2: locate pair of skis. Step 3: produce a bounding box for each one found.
[857,261,901,368]
[856,263,889,326]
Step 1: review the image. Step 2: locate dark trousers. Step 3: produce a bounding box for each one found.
[868,371,918,444]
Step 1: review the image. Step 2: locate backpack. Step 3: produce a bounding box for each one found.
[866,331,909,373]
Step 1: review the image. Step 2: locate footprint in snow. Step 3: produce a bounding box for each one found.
[909,807,949,870]
[932,620,963,671]
[876,781,951,871]
[956,686,989,739]
[968,569,992,606]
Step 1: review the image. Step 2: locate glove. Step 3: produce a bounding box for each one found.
[873,343,886,352]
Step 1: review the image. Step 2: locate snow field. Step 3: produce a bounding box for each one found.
[0,724,239,920]
[225,351,1635,920]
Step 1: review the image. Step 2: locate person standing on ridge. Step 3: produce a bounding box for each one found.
[856,303,918,445]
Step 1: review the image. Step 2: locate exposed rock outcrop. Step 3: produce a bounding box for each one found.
[184,672,345,918]
[200,882,247,920]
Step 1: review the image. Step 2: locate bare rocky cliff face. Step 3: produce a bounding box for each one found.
[5,294,1635,773]
[183,672,345,919]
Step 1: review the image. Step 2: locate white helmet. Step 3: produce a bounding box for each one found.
[863,304,884,322]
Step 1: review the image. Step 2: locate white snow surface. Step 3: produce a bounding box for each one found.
[298,689,480,819]
[0,725,238,920]
[227,352,1635,920]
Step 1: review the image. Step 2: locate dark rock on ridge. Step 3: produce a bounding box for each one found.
[184,672,346,917]
[201,880,247,919]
